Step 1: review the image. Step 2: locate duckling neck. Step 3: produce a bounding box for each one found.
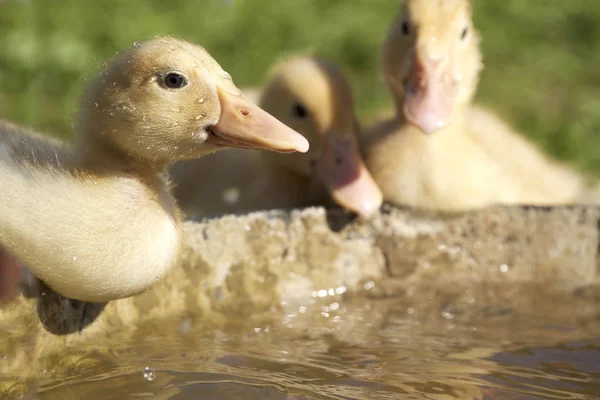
[259,151,313,185]
[75,128,167,177]
[257,151,321,203]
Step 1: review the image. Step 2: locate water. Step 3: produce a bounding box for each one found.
[14,284,600,399]
[142,367,156,382]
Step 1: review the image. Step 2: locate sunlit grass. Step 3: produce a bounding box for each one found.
[0,0,598,174]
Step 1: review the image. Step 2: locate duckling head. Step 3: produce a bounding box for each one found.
[382,0,482,134]
[259,56,382,217]
[76,37,309,168]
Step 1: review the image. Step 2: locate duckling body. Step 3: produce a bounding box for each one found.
[465,106,584,202]
[1,138,181,302]
[364,0,584,211]
[0,37,308,302]
[365,117,522,211]
[172,149,316,218]
[172,56,382,218]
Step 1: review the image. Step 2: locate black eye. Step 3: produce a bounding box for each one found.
[401,21,410,36]
[461,27,468,40]
[293,103,308,119]
[164,72,187,89]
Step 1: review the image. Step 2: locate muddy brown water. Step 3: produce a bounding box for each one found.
[5,282,598,400]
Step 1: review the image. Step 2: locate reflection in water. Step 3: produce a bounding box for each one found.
[23,284,600,399]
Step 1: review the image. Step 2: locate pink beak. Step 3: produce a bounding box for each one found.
[403,55,455,135]
[316,135,383,217]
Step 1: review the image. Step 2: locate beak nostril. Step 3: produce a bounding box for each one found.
[240,109,250,116]
[335,158,343,165]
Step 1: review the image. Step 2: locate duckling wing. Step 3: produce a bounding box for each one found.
[0,121,73,168]
[0,124,179,302]
[465,106,584,203]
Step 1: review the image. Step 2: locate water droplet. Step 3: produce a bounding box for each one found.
[180,318,192,334]
[222,187,240,204]
[253,327,261,333]
[500,264,509,273]
[363,281,375,291]
[94,102,99,108]
[133,41,142,48]
[143,366,156,382]
[73,256,78,261]
[441,311,454,320]
[198,96,206,104]
[335,286,347,295]
[195,113,206,121]
[220,70,232,80]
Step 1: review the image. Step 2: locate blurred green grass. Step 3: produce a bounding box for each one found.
[0,0,598,174]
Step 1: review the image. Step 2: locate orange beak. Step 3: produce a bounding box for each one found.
[316,135,383,217]
[404,56,456,135]
[209,87,309,153]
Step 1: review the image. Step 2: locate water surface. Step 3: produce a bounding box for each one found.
[25,284,600,399]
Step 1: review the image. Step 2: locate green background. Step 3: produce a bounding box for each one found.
[0,0,598,174]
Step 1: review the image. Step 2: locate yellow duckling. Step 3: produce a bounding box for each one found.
[171,55,382,218]
[363,0,584,211]
[0,37,308,303]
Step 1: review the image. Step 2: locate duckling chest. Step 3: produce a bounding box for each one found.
[366,131,515,210]
[114,177,182,274]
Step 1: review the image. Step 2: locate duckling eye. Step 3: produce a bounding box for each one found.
[292,102,308,119]
[460,27,469,40]
[164,72,187,89]
[401,21,410,36]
